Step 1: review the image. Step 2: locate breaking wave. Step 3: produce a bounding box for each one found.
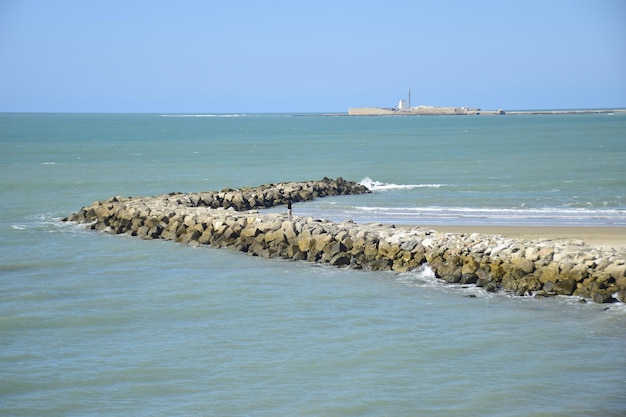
[359,177,446,191]
[350,205,626,225]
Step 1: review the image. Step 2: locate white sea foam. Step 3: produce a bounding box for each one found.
[11,213,87,235]
[359,177,446,191]
[280,200,626,226]
[347,204,626,225]
[356,205,624,216]
[160,114,244,118]
[396,264,438,285]
[397,265,625,307]
[396,264,498,301]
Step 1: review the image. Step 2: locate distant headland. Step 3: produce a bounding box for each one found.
[347,89,626,116]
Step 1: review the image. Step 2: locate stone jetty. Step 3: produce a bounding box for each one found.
[64,177,626,303]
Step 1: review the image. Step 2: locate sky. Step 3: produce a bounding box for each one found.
[0,0,625,113]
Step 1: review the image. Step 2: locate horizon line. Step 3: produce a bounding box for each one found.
[2,107,626,115]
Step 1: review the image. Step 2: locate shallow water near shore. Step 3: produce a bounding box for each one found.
[1,113,626,416]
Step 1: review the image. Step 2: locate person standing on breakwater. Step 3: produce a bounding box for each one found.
[287,199,293,221]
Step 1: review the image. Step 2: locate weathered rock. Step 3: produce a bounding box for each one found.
[544,279,577,296]
[436,256,463,284]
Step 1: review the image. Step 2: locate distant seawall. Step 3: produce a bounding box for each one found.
[65,178,626,303]
[347,107,626,116]
[348,106,490,116]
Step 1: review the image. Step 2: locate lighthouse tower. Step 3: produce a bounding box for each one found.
[398,89,412,110]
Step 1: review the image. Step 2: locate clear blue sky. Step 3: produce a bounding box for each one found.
[1,0,624,112]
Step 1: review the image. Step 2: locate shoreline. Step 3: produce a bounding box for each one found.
[409,225,626,250]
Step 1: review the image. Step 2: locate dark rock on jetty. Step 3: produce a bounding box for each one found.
[65,177,626,303]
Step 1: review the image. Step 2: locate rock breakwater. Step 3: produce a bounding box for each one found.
[65,178,626,303]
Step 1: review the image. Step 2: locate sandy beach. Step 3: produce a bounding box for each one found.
[421,225,626,250]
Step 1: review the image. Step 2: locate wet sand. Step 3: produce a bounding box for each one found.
[419,225,626,249]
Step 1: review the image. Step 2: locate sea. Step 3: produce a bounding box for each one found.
[1,112,625,416]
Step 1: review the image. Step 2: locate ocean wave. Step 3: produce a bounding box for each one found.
[324,204,626,226]
[352,205,626,221]
[355,205,625,216]
[396,266,625,308]
[11,214,88,234]
[359,177,446,191]
[160,114,244,118]
[396,265,498,299]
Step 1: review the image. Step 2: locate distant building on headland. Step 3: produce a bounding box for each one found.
[348,89,505,116]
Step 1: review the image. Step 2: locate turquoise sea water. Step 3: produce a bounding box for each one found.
[1,113,625,416]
